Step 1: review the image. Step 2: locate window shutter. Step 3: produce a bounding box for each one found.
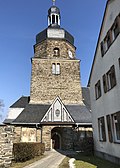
[116,15,120,37]
[101,41,104,57]
[116,112,120,124]
[106,31,112,49]
[110,65,116,88]
[102,117,106,141]
[116,112,120,140]
[103,74,107,93]
[106,115,113,142]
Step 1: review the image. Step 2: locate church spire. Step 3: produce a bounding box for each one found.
[52,0,56,6]
[48,1,60,27]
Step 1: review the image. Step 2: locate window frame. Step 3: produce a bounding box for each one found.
[103,65,117,93]
[95,80,102,100]
[112,112,120,143]
[101,13,120,57]
[53,48,60,57]
[52,63,60,75]
[98,117,106,142]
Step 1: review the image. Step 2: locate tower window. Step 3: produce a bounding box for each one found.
[52,15,55,24]
[53,48,60,57]
[52,63,60,75]
[56,63,60,74]
[56,15,58,24]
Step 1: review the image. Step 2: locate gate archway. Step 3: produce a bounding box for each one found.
[51,127,62,150]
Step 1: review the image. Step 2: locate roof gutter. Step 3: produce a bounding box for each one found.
[76,123,92,126]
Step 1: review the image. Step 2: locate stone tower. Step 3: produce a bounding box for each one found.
[30,3,82,105]
[4,1,92,152]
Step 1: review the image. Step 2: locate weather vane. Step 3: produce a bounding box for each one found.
[52,0,56,6]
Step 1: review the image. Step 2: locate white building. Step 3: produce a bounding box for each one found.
[88,0,120,165]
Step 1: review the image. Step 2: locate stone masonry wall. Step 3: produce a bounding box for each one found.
[30,38,83,104]
[0,125,14,167]
[34,39,76,59]
[42,125,74,151]
[30,58,82,104]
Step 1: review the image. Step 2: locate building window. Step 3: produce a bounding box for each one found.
[101,13,120,57]
[112,112,120,143]
[118,58,120,69]
[52,14,55,24]
[101,42,105,57]
[53,48,60,57]
[98,117,106,141]
[103,65,116,93]
[52,63,60,75]
[95,80,101,99]
[113,16,120,39]
[56,63,60,74]
[106,115,113,142]
[106,70,112,90]
[102,74,107,93]
[106,31,112,49]
[107,65,116,90]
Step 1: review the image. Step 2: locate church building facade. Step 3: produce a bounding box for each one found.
[4,2,92,151]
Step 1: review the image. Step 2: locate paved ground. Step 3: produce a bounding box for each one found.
[23,150,76,168]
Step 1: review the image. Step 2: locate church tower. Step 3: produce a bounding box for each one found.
[30,1,83,105]
[4,1,92,151]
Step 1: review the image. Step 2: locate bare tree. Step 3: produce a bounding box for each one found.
[0,100,4,120]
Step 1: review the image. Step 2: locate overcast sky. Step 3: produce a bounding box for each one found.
[0,0,106,123]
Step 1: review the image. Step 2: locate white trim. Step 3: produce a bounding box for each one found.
[41,96,74,123]
[76,123,92,125]
[12,123,40,125]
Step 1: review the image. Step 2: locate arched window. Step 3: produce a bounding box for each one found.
[52,15,55,24]
[56,63,60,74]
[56,15,58,24]
[52,63,56,74]
[52,63,60,75]
[53,48,60,57]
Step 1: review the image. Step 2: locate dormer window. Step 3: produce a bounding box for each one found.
[53,48,60,57]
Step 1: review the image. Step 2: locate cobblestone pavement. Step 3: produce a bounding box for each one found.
[23,150,76,168]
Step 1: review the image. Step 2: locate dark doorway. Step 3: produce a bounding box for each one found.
[52,133,60,149]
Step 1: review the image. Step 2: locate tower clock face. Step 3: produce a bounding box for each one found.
[68,50,73,58]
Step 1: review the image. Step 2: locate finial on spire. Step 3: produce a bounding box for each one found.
[52,0,56,6]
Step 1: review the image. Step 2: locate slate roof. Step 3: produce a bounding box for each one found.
[66,105,91,124]
[4,119,14,124]
[8,87,92,125]
[82,87,91,110]
[12,104,91,125]
[13,104,50,124]
[10,96,30,108]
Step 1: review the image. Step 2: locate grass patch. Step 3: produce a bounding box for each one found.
[10,155,45,168]
[75,154,120,168]
[59,153,120,168]
[59,156,70,168]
